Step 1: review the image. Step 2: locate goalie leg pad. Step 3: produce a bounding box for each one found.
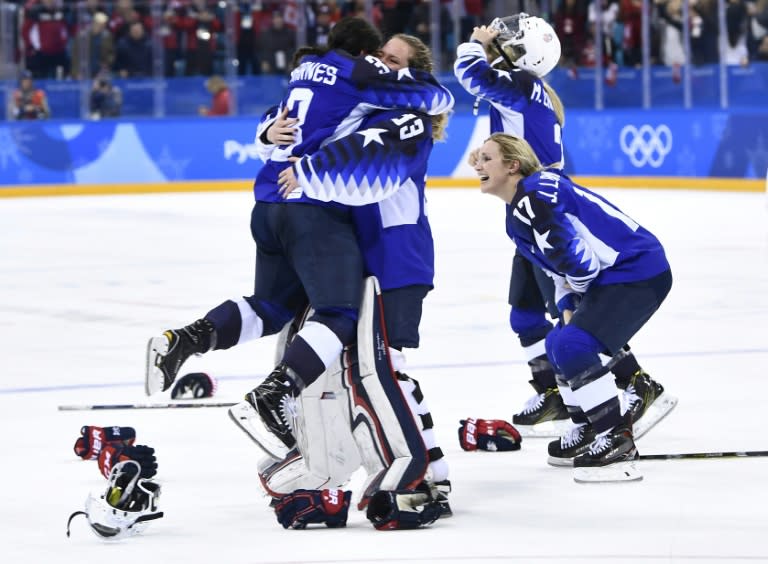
[345,277,429,507]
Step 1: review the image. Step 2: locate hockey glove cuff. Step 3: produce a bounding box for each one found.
[458,418,522,452]
[274,489,351,530]
[73,425,136,460]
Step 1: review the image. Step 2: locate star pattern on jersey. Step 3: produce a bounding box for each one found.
[534,228,553,252]
[397,68,414,81]
[356,128,387,147]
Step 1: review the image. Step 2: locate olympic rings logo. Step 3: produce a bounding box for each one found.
[619,124,673,168]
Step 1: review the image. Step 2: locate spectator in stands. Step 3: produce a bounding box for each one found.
[407,0,453,65]
[22,0,70,78]
[307,2,334,46]
[184,0,222,76]
[258,9,297,74]
[620,0,643,66]
[379,0,414,37]
[11,71,51,120]
[89,73,123,119]
[554,0,588,71]
[198,75,230,116]
[114,21,153,77]
[109,0,153,42]
[747,0,768,60]
[587,0,620,84]
[724,0,750,65]
[234,2,267,75]
[656,0,686,68]
[690,0,719,64]
[161,0,189,77]
[70,11,115,79]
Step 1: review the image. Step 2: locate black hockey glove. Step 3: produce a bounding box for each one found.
[366,489,442,530]
[274,489,351,529]
[170,372,217,399]
[98,444,158,480]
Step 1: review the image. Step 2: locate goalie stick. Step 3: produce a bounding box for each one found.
[58,401,237,411]
[639,450,768,461]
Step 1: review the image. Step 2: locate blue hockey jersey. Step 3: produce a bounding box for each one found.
[291,109,436,290]
[506,170,669,289]
[255,49,454,204]
[454,41,564,169]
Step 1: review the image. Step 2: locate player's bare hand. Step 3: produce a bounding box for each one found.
[470,26,499,47]
[468,147,481,167]
[267,107,298,145]
[278,163,299,197]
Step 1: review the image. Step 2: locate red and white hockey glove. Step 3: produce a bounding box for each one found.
[458,418,522,452]
[274,489,351,529]
[98,443,157,479]
[73,425,136,460]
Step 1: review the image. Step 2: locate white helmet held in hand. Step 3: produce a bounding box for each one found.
[67,460,163,540]
[489,13,562,78]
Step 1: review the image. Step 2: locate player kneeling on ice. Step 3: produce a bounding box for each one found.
[232,278,448,529]
[473,133,673,483]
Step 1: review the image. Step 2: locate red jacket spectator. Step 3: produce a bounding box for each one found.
[198,76,230,116]
[22,0,70,77]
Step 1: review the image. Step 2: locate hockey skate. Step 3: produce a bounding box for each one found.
[547,422,597,467]
[573,424,642,483]
[228,364,298,459]
[513,380,570,438]
[621,371,678,439]
[145,319,215,396]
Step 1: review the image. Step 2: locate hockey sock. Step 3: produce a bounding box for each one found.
[510,308,552,348]
[569,363,623,434]
[556,375,589,425]
[204,298,265,350]
[609,346,643,389]
[282,322,344,388]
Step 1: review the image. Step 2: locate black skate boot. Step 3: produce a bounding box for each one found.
[244,364,299,450]
[547,422,597,467]
[573,423,642,482]
[620,370,678,439]
[513,380,570,437]
[145,318,216,395]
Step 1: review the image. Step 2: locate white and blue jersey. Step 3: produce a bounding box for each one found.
[506,170,669,289]
[454,40,564,169]
[291,109,435,290]
[255,49,454,204]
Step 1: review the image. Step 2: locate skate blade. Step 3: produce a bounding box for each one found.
[634,393,679,440]
[573,461,643,483]
[145,336,169,397]
[516,419,571,438]
[547,455,575,467]
[228,401,291,459]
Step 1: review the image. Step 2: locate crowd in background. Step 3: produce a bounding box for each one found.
[4,0,768,119]
[4,0,768,81]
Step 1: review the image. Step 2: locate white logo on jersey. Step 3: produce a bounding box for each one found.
[619,124,673,168]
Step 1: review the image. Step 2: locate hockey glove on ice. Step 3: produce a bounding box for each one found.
[458,418,522,452]
[274,489,351,529]
[170,372,217,399]
[366,489,442,531]
[98,444,157,479]
[73,426,136,460]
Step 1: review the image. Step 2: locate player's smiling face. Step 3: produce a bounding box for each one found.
[380,37,412,71]
[475,140,513,198]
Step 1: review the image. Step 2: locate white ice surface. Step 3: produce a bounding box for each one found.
[1,187,767,563]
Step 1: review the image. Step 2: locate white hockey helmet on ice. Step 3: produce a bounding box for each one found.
[67,460,163,540]
[489,13,562,78]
